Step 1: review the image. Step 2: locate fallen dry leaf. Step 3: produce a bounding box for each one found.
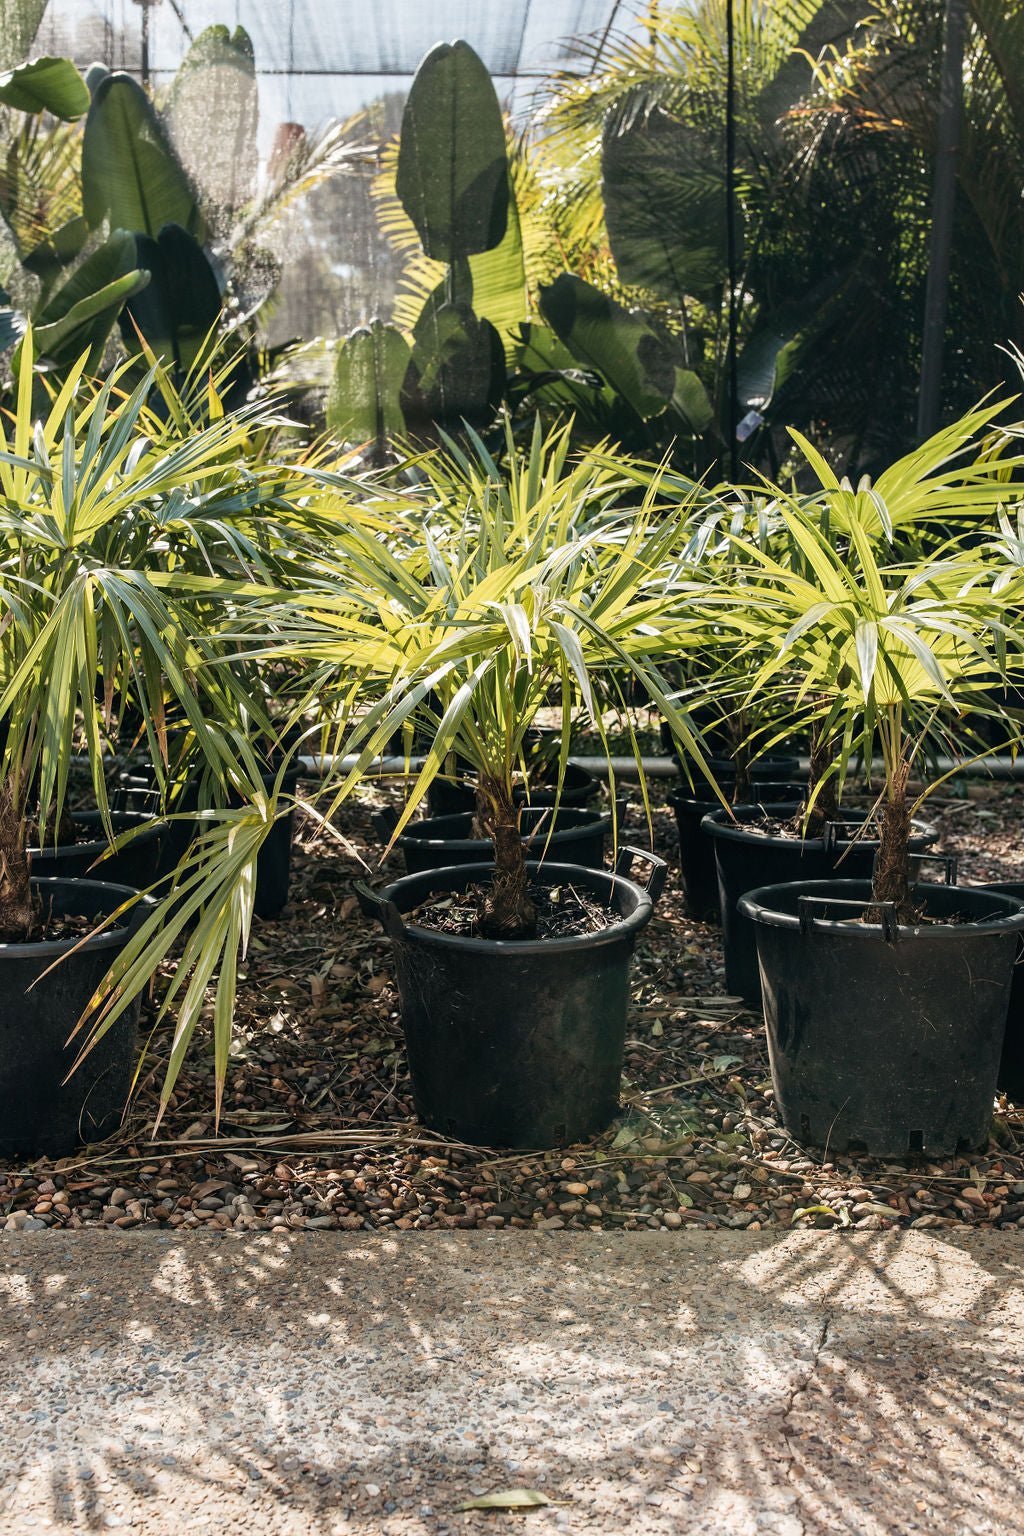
[453,1489,570,1512]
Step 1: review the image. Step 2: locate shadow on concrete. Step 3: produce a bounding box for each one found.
[0,1229,1020,1535]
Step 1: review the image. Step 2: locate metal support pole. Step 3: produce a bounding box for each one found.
[725,0,739,479]
[916,0,967,442]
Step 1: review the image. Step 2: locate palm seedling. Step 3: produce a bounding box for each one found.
[0,329,328,1126]
[276,420,723,938]
[718,410,1024,919]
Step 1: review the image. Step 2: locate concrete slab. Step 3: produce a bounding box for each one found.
[0,1231,1022,1535]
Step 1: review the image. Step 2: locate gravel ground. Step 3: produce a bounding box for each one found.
[5,776,1024,1240]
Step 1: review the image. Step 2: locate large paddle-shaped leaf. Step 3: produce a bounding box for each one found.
[24,229,149,370]
[119,223,221,374]
[21,216,90,286]
[0,56,89,118]
[82,73,204,241]
[164,25,258,212]
[458,176,527,357]
[327,320,411,445]
[540,272,709,424]
[395,40,508,263]
[401,295,504,435]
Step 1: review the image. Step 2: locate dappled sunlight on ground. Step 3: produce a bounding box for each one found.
[0,1230,1021,1533]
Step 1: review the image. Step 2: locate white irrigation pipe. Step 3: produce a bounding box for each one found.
[298,753,1024,781]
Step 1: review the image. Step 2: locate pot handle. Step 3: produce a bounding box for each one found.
[798,893,899,944]
[909,852,958,886]
[370,805,400,843]
[614,846,668,905]
[354,880,405,939]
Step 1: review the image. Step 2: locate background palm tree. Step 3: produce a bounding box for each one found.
[787,0,1024,463]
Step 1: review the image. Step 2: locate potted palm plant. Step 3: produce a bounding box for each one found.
[0,331,311,1155]
[281,421,717,1148]
[724,414,1024,1155]
[685,411,1019,997]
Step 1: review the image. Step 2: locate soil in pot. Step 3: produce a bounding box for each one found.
[356,850,666,1148]
[737,877,1024,1157]
[703,804,938,1004]
[375,803,622,876]
[0,876,148,1159]
[410,875,611,940]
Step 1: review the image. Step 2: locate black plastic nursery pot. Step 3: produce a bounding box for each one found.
[515,762,598,808]
[357,849,667,1148]
[669,778,803,924]
[980,882,1024,1103]
[140,761,300,918]
[374,803,621,876]
[0,877,148,1159]
[737,878,1024,1158]
[30,810,163,891]
[703,805,937,1004]
[749,781,805,805]
[668,788,728,922]
[427,761,598,818]
[659,717,801,784]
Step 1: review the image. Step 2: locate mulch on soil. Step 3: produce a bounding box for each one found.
[4,774,1024,1238]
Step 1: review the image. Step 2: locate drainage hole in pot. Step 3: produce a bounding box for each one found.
[846,1139,868,1154]
[553,1124,566,1147]
[907,1129,924,1155]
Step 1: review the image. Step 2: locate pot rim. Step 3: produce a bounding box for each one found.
[737,876,1024,938]
[378,858,655,955]
[398,804,615,854]
[668,786,736,812]
[702,804,937,850]
[29,809,162,860]
[0,876,146,958]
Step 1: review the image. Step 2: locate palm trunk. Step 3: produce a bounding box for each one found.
[475,773,536,940]
[729,710,751,805]
[871,757,915,922]
[0,784,35,940]
[801,721,839,837]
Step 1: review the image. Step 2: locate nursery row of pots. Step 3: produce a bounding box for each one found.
[6,346,1024,1169]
